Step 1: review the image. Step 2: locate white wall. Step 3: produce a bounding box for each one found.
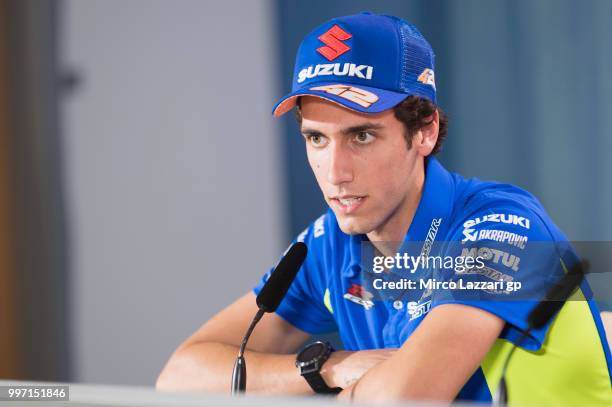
[60,0,285,385]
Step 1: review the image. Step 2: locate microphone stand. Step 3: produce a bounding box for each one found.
[229,241,307,395]
[231,308,265,394]
[492,330,529,407]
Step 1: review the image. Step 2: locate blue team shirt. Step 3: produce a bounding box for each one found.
[253,157,612,405]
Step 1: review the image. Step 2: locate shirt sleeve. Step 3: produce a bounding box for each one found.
[431,202,578,351]
[252,219,337,335]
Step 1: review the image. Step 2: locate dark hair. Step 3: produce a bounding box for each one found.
[392,96,448,155]
[294,96,448,155]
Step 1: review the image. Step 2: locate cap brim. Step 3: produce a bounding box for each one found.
[272,82,410,117]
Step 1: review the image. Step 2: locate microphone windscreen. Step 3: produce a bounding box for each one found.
[256,242,308,313]
[527,259,588,330]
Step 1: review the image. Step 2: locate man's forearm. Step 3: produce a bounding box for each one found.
[157,342,396,395]
[337,305,505,403]
[156,341,313,394]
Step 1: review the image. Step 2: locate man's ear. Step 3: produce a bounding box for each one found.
[413,110,439,156]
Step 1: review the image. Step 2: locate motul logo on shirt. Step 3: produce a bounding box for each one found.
[317,25,352,61]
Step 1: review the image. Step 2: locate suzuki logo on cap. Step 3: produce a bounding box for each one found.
[317,25,352,61]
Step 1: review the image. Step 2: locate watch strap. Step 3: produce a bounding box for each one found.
[303,371,342,394]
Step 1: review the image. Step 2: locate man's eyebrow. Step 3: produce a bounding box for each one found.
[300,127,324,136]
[301,123,385,136]
[340,122,384,135]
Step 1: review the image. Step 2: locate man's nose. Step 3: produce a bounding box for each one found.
[327,142,353,185]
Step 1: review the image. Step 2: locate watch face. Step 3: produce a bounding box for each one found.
[298,342,326,363]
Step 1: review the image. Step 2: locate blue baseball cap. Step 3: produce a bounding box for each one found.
[273,12,437,117]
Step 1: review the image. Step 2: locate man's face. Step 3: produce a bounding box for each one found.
[299,97,425,236]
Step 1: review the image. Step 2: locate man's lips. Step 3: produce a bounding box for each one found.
[329,195,367,214]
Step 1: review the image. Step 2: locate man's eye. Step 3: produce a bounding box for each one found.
[355,131,375,144]
[308,135,328,147]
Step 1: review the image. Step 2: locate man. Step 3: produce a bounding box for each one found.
[157,12,612,405]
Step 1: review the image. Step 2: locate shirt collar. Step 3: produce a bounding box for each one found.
[404,156,455,242]
[343,156,455,278]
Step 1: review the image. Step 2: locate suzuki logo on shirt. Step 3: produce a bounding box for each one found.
[343,284,375,310]
[463,214,531,230]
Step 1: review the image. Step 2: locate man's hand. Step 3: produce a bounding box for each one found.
[341,304,505,403]
[322,348,397,389]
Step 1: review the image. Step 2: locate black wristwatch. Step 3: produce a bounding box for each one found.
[295,341,343,394]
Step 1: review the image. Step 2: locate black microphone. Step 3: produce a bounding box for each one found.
[492,258,588,407]
[527,260,587,329]
[256,242,308,312]
[231,242,308,395]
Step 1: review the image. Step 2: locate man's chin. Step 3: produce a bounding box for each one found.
[335,216,373,236]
